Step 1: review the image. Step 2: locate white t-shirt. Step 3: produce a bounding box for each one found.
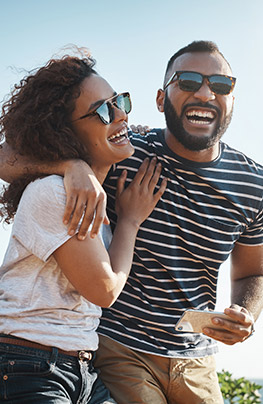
[0,175,110,351]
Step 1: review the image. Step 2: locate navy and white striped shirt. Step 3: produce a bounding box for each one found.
[98,129,263,358]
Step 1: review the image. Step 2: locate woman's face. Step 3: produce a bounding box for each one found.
[71,74,134,180]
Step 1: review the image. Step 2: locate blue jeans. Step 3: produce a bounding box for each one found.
[0,342,116,403]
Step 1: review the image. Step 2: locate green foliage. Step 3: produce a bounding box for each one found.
[218,370,262,404]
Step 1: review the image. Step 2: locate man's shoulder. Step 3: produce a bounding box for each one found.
[129,128,165,156]
[222,142,263,176]
[130,128,163,146]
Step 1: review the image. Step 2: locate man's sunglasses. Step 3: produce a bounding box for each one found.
[164,71,236,95]
[74,92,132,125]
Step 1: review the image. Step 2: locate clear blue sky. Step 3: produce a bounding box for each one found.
[0,0,262,379]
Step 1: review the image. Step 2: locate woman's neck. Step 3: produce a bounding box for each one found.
[91,165,111,185]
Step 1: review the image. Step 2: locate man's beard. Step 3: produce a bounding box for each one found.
[163,95,233,152]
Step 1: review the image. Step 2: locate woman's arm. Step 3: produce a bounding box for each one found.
[53,158,166,307]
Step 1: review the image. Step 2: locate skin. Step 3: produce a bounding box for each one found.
[53,75,168,306]
[1,73,167,307]
[0,142,108,238]
[155,51,263,343]
[71,76,133,183]
[54,156,166,307]
[156,51,234,162]
[0,76,130,237]
[66,74,135,237]
[0,52,262,342]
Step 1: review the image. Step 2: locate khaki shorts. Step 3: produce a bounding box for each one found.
[94,335,224,404]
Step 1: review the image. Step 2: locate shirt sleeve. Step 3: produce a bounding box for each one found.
[12,175,72,261]
[237,200,263,246]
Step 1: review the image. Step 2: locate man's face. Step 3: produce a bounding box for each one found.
[160,52,235,152]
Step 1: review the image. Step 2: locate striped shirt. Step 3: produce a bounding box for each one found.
[98,129,263,358]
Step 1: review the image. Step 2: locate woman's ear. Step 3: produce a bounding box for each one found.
[156,89,165,113]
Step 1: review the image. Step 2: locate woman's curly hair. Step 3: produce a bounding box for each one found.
[0,50,97,223]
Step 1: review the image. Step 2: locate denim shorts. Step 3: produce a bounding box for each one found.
[0,341,116,403]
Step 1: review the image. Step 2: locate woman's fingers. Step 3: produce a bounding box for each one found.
[153,177,167,203]
[116,170,128,199]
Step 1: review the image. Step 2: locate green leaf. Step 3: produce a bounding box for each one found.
[217,370,262,404]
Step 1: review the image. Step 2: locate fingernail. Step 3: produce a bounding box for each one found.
[213,318,219,324]
[63,220,68,225]
[78,235,85,241]
[69,229,75,236]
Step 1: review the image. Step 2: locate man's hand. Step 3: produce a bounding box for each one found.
[203,304,254,345]
[130,125,151,135]
[63,160,109,240]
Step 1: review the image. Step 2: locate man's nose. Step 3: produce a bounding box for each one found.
[193,79,216,102]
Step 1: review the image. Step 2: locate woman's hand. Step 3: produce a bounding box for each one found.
[115,157,167,228]
[56,158,166,307]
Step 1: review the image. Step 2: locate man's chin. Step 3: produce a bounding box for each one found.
[163,94,233,152]
[182,120,217,138]
[173,130,219,152]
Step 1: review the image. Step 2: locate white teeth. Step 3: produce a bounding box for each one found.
[186,110,215,119]
[188,119,211,125]
[108,127,127,141]
[114,137,125,144]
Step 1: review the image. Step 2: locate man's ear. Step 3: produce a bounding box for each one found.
[156,89,165,112]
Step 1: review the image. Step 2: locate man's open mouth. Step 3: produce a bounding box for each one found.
[185,108,216,125]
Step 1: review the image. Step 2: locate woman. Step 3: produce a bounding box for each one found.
[0,50,166,403]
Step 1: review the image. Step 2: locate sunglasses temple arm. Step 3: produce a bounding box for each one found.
[164,72,177,90]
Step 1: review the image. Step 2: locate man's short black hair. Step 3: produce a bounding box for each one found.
[164,40,232,86]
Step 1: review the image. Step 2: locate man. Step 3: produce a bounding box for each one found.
[1,41,263,404]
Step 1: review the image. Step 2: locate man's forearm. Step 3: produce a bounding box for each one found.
[0,141,107,238]
[0,142,71,183]
[231,275,263,321]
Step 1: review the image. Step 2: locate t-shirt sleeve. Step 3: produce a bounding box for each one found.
[12,175,72,261]
[237,200,263,246]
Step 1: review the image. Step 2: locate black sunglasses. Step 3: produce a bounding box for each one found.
[73,92,132,125]
[164,71,236,95]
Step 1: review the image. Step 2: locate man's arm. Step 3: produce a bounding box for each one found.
[0,142,71,182]
[0,142,108,238]
[203,243,263,345]
[230,243,263,321]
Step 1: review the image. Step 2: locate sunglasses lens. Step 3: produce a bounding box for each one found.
[95,93,132,125]
[96,103,111,124]
[209,76,233,95]
[178,72,203,92]
[116,93,132,114]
